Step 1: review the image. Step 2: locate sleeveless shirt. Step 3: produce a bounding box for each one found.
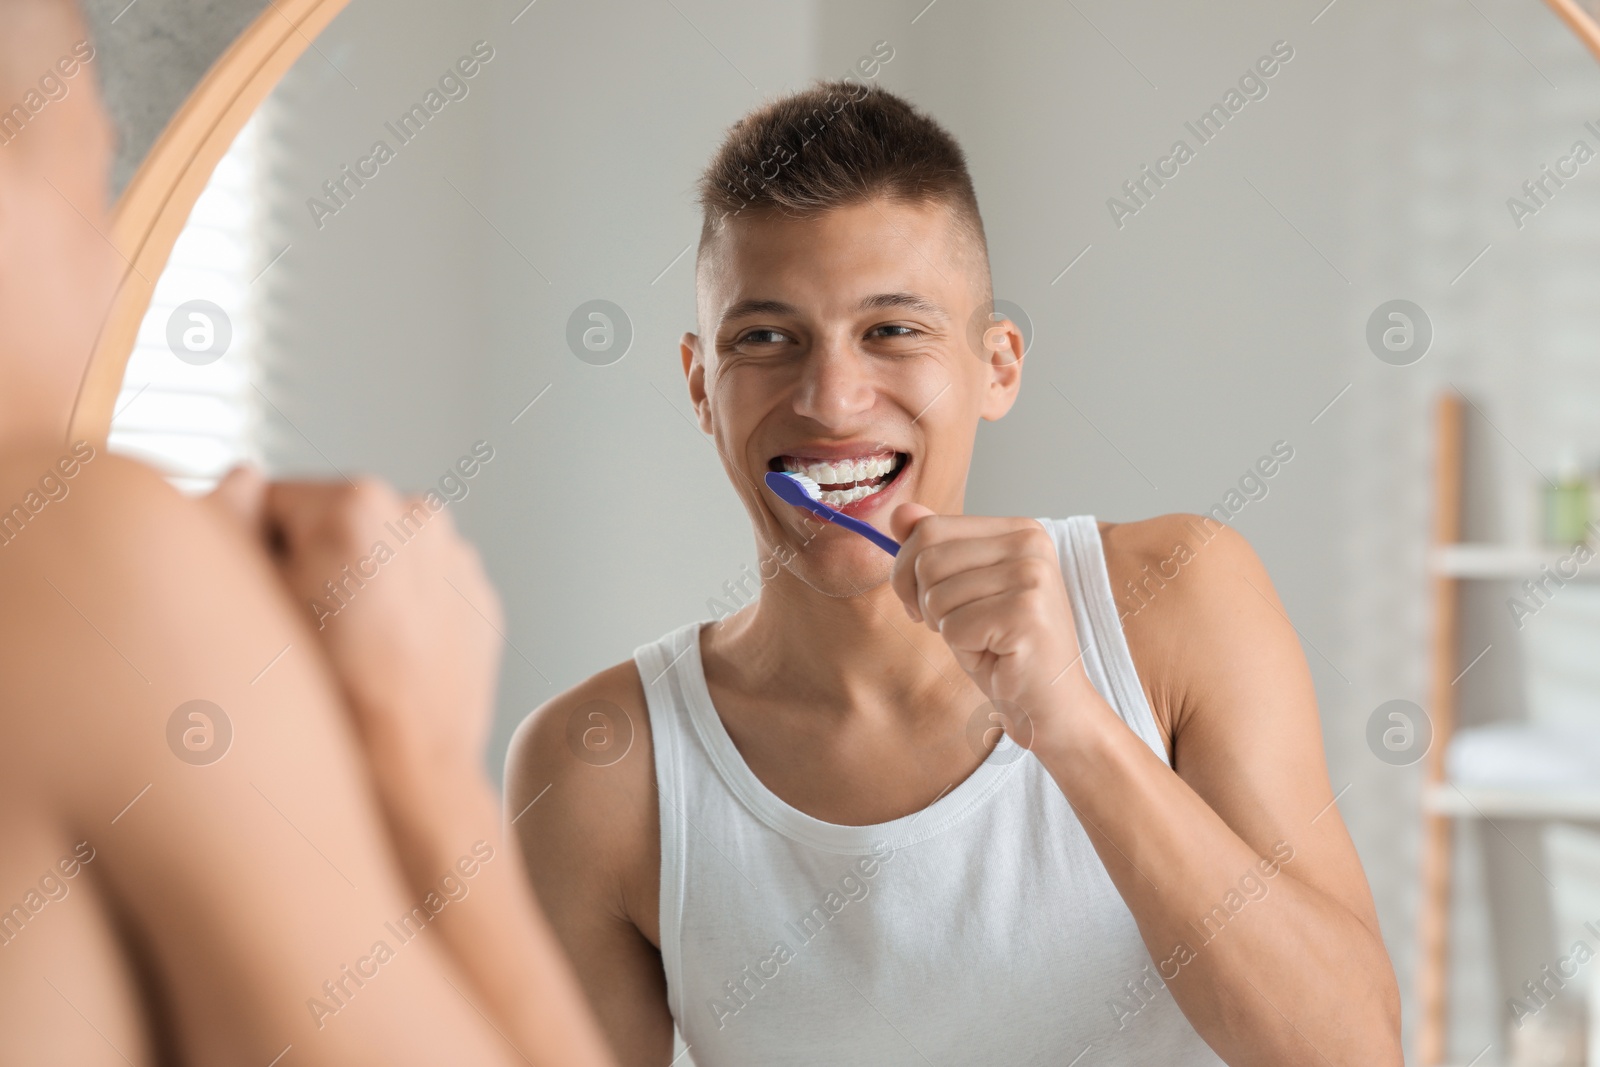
[633,515,1225,1066]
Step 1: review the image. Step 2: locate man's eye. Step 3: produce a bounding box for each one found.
[872,325,923,339]
[738,329,789,345]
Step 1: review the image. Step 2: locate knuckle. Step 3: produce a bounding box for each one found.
[915,515,948,543]
[1024,554,1056,585]
[1015,524,1051,555]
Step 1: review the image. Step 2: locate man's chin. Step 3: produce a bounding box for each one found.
[782,542,896,600]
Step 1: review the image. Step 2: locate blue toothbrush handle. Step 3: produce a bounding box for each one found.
[798,499,900,557]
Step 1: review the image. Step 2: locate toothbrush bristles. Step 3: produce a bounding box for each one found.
[788,473,821,500]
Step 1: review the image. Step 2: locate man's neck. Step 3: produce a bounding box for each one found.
[707,568,981,728]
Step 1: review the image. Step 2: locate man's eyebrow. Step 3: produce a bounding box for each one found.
[719,292,950,326]
[720,298,798,324]
[858,292,949,321]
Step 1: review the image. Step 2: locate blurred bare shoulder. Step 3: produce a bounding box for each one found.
[506,660,658,935]
[0,445,257,578]
[0,446,327,814]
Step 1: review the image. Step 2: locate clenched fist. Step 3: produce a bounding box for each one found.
[889,503,1097,748]
[209,467,503,784]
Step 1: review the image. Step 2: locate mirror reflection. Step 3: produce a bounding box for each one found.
[5,0,1600,1064]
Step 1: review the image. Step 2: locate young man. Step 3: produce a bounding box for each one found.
[508,82,1402,1065]
[0,2,615,1062]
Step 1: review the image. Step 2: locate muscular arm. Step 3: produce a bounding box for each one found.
[890,505,1400,1063]
[1044,515,1401,1064]
[506,664,676,1067]
[0,453,612,1065]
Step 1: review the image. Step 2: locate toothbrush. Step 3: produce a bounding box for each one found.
[764,470,901,557]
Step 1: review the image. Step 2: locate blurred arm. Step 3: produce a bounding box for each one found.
[0,453,612,1066]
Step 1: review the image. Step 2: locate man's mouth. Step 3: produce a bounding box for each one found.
[771,450,909,509]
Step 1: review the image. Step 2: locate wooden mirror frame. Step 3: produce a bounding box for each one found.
[66,0,352,446]
[1547,0,1600,60]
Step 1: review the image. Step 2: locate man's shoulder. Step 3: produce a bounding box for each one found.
[1094,511,1266,617]
[506,658,658,873]
[1094,512,1287,735]
[0,448,293,662]
[509,659,653,778]
[0,450,333,821]
[0,445,216,572]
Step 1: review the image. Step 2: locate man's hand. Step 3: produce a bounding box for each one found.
[207,467,503,788]
[889,503,1097,744]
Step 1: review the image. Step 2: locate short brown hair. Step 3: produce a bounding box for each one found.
[695,79,992,306]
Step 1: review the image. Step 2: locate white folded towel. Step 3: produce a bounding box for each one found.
[1448,721,1600,789]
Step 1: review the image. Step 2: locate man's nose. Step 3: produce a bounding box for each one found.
[790,342,875,426]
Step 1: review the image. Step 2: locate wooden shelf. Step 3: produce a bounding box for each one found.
[1424,781,1600,821]
[1431,542,1599,580]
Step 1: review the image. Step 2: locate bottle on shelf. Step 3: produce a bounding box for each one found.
[1544,447,1592,547]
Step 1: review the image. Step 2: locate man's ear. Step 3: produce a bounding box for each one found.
[681,331,713,433]
[978,318,1024,421]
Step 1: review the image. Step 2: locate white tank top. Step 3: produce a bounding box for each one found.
[634,516,1225,1066]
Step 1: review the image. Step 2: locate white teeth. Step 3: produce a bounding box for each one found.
[778,452,901,508]
[782,453,894,485]
[817,482,879,507]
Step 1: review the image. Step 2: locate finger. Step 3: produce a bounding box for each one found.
[918,561,1023,633]
[264,479,398,555]
[889,503,937,620]
[892,514,1052,622]
[897,511,1043,553]
[889,501,936,544]
[935,590,1030,664]
[261,482,347,559]
[205,465,269,530]
[910,528,1043,605]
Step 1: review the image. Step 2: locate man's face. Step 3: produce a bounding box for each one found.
[682,197,1023,598]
